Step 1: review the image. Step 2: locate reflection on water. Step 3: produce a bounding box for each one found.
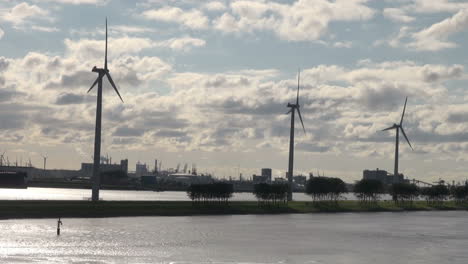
[0,211,467,263]
[0,187,388,201]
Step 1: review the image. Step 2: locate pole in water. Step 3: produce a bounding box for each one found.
[57,217,63,236]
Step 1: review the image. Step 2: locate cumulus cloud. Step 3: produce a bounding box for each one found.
[203,1,227,11]
[406,0,468,14]
[140,0,374,42]
[155,36,206,51]
[34,0,109,4]
[142,6,209,29]
[55,93,85,105]
[383,8,415,23]
[408,9,468,51]
[213,0,375,41]
[0,2,50,26]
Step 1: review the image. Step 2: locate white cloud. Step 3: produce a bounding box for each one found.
[203,1,226,11]
[409,9,468,51]
[0,2,49,26]
[64,37,155,62]
[407,0,468,14]
[333,41,352,48]
[142,6,209,29]
[33,0,109,4]
[31,25,59,32]
[0,27,4,39]
[213,0,375,42]
[383,8,415,23]
[110,25,157,34]
[156,37,206,51]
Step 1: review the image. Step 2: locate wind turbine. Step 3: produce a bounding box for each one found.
[87,18,123,202]
[0,151,5,166]
[286,70,306,201]
[382,97,413,183]
[41,154,47,178]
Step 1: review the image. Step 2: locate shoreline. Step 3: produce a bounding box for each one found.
[0,200,467,220]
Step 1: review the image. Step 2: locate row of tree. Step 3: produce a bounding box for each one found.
[305,177,468,205]
[253,183,289,205]
[354,179,468,205]
[305,177,347,203]
[185,179,468,206]
[186,183,234,203]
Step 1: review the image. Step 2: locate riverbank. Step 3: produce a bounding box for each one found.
[0,200,467,219]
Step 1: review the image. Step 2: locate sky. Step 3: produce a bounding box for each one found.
[0,0,468,183]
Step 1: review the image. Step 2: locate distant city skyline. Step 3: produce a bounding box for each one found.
[0,0,468,182]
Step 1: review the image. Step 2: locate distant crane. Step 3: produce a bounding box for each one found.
[192,163,197,175]
[411,178,433,187]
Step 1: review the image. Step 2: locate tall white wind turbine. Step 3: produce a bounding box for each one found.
[382,97,413,183]
[87,18,123,202]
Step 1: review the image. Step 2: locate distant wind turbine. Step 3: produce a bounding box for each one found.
[286,70,306,201]
[87,18,123,202]
[0,151,5,166]
[382,97,413,183]
[41,154,47,178]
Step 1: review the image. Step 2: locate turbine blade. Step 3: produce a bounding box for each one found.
[285,109,292,115]
[400,127,413,150]
[382,125,396,131]
[87,77,99,93]
[105,17,108,70]
[105,72,123,102]
[296,69,300,105]
[400,97,408,125]
[297,107,306,134]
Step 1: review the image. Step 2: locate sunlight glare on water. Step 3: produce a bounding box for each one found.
[0,211,467,263]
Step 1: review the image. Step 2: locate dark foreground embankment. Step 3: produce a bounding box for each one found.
[0,200,467,219]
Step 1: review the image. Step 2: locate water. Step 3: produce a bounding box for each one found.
[0,211,467,263]
[0,187,388,201]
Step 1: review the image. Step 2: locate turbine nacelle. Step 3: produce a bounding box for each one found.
[87,19,123,103]
[92,66,109,73]
[381,97,413,150]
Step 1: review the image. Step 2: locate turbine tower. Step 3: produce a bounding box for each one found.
[41,154,47,178]
[382,97,413,183]
[286,70,306,201]
[87,18,123,202]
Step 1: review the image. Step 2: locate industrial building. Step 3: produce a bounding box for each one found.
[80,159,128,178]
[0,171,28,188]
[363,168,404,184]
[261,168,272,182]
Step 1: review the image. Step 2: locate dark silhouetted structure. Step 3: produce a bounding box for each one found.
[87,18,123,201]
[286,70,306,201]
[261,168,272,182]
[381,97,413,183]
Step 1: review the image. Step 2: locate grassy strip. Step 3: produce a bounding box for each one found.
[0,200,467,219]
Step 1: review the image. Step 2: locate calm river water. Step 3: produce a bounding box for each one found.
[0,187,390,201]
[0,211,467,263]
